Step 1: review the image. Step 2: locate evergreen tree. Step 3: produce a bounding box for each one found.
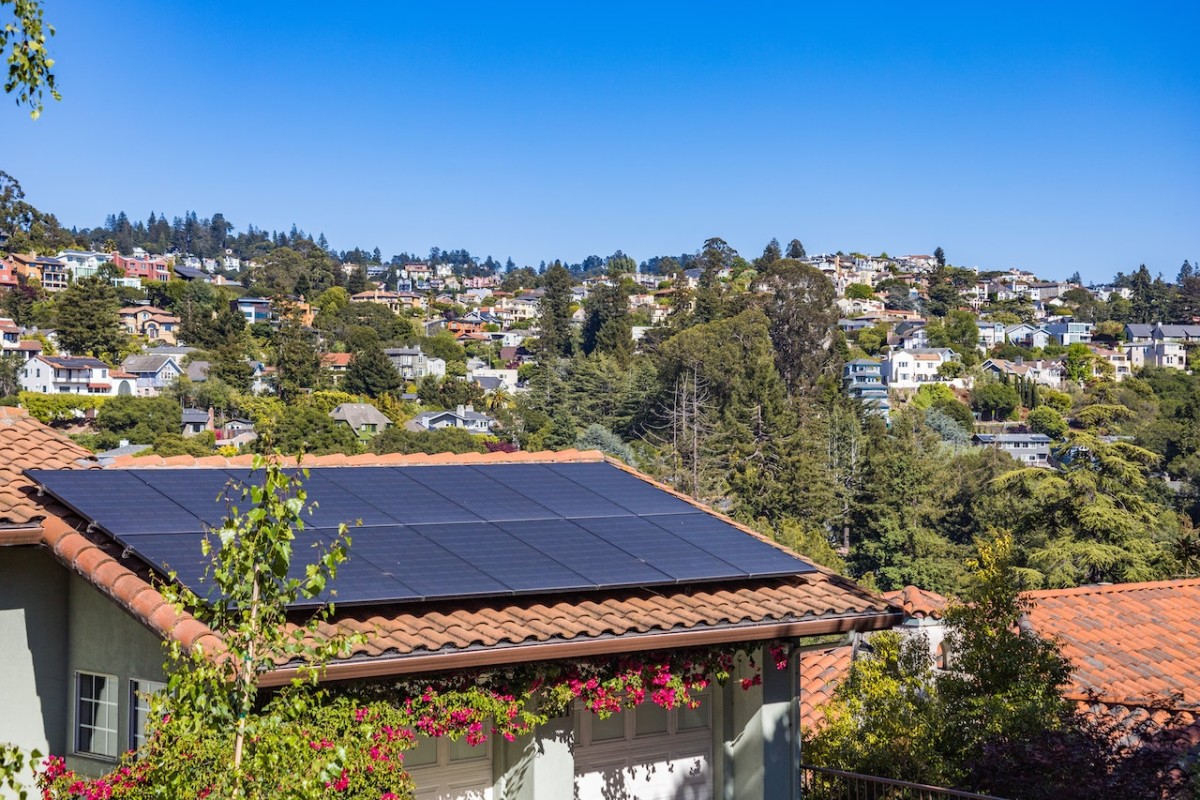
[581,265,631,360]
[759,237,782,267]
[759,258,839,396]
[271,299,320,402]
[346,266,367,295]
[341,342,401,398]
[934,246,946,268]
[786,238,806,259]
[535,262,574,358]
[54,276,124,361]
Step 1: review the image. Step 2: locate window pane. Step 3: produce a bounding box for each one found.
[76,672,118,758]
[130,680,166,751]
[635,703,669,737]
[591,710,626,742]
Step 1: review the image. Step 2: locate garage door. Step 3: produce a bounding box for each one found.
[574,697,712,800]
[405,734,493,800]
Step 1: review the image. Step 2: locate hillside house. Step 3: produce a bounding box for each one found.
[384,347,446,381]
[842,358,889,418]
[19,355,134,397]
[0,419,901,799]
[881,348,960,389]
[328,402,392,439]
[971,433,1053,466]
[408,404,497,433]
[119,354,182,397]
[119,306,181,345]
[1045,321,1093,346]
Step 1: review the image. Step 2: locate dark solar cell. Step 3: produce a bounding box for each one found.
[28,470,199,534]
[404,466,556,522]
[545,462,698,516]
[645,514,813,576]
[492,518,673,586]
[572,515,745,583]
[294,470,398,529]
[316,467,485,525]
[130,469,244,528]
[471,464,629,519]
[342,526,508,599]
[411,521,592,592]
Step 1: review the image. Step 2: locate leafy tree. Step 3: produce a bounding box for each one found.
[416,374,485,410]
[54,276,124,361]
[95,395,181,443]
[759,259,838,395]
[925,407,971,445]
[2,0,59,118]
[370,426,489,455]
[987,432,1172,586]
[1040,388,1073,414]
[971,381,1020,421]
[910,383,956,410]
[1027,405,1068,438]
[340,342,400,398]
[844,283,875,300]
[576,423,634,464]
[1063,342,1095,383]
[0,353,21,396]
[256,404,360,455]
[786,238,806,260]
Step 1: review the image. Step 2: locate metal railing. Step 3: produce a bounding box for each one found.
[800,765,1005,800]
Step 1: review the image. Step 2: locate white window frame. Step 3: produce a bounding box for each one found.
[129,678,166,751]
[75,671,119,759]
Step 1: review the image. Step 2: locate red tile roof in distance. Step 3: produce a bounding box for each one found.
[6,413,901,684]
[1025,579,1200,711]
[881,585,949,620]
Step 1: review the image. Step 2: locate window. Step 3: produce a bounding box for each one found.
[129,679,166,751]
[76,672,119,758]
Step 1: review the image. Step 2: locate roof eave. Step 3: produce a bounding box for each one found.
[260,609,903,687]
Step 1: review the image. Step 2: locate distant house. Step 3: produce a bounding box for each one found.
[233,297,271,325]
[120,354,182,396]
[881,348,960,389]
[980,357,1066,388]
[181,408,212,437]
[1125,323,1200,345]
[1004,323,1050,350]
[119,306,181,345]
[320,352,353,384]
[842,359,889,418]
[328,402,392,439]
[110,252,170,284]
[1126,340,1187,371]
[19,355,134,397]
[1045,321,1093,346]
[383,347,446,381]
[408,405,497,434]
[1087,345,1132,381]
[976,320,1007,352]
[971,433,1053,466]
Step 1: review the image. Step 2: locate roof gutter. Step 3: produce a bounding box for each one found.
[259,609,902,688]
[0,525,45,547]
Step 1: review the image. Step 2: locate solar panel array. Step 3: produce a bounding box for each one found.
[28,462,813,607]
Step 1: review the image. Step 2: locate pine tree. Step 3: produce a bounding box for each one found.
[271,299,319,402]
[341,343,401,398]
[535,262,574,358]
[759,238,782,267]
[786,238,806,259]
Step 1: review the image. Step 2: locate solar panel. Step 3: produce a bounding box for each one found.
[26,461,815,608]
[545,462,700,516]
[472,464,630,519]
[645,514,807,576]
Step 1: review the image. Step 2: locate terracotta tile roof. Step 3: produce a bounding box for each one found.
[799,644,853,733]
[9,415,900,682]
[1025,579,1200,711]
[0,407,96,527]
[881,585,949,619]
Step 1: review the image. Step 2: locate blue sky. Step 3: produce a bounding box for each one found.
[4,2,1198,281]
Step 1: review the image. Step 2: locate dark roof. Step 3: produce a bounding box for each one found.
[42,355,109,369]
[181,408,209,424]
[973,433,1052,445]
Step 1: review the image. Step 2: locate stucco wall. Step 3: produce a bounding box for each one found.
[64,568,165,775]
[0,547,70,762]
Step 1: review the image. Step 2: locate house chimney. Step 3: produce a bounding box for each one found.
[465,404,475,414]
[207,406,215,430]
[119,438,129,448]
[1015,356,1024,366]
[457,404,466,417]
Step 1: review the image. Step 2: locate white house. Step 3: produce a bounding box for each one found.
[384,347,446,381]
[19,355,135,397]
[881,348,961,389]
[1126,341,1187,372]
[1004,324,1050,350]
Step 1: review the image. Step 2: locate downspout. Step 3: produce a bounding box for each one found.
[790,640,802,800]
